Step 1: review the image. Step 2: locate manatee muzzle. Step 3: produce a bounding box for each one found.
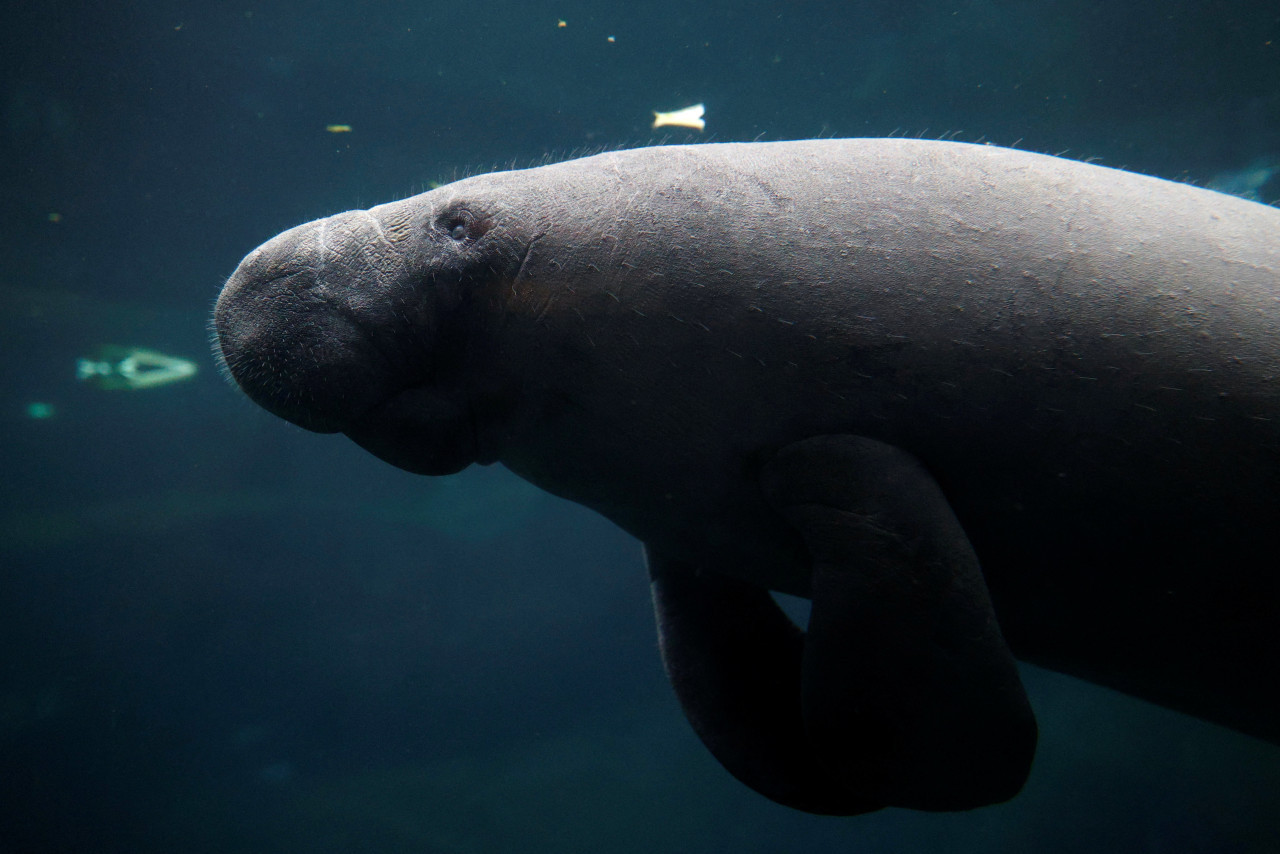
[214,215,409,434]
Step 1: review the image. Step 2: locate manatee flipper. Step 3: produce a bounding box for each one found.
[648,552,877,814]
[649,434,1036,815]
[762,434,1037,811]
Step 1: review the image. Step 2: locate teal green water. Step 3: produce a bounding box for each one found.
[2,1,1278,851]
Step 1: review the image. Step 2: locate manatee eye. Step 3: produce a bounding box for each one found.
[438,208,474,242]
[437,206,492,243]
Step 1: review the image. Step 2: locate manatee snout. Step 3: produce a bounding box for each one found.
[215,205,484,475]
[214,212,416,434]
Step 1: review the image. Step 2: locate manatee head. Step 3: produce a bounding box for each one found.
[214,188,529,475]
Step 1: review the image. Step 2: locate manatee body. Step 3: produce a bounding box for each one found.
[215,139,1280,815]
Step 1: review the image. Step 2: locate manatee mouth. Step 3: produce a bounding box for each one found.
[213,289,397,434]
[216,315,478,475]
[217,319,480,476]
[341,384,480,476]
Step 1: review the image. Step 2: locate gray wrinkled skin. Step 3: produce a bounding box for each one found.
[216,138,1280,781]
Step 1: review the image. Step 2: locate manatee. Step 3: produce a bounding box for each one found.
[213,139,1280,815]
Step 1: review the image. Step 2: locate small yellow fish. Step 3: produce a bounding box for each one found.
[326,124,353,133]
[652,103,705,131]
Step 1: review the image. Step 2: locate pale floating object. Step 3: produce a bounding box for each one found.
[76,347,198,391]
[325,124,353,133]
[652,103,705,131]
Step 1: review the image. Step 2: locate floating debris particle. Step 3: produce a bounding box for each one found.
[325,124,353,133]
[652,103,705,131]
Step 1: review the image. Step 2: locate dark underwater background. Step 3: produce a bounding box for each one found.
[3,1,1279,851]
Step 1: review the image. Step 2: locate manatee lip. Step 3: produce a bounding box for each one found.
[280,357,415,436]
[282,405,350,436]
[340,382,481,475]
[217,268,428,437]
[215,319,395,438]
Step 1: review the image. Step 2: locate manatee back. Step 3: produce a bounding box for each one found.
[455,140,1280,742]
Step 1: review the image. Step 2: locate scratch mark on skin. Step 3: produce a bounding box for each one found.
[316,221,328,278]
[534,295,558,324]
[361,210,390,248]
[511,236,544,299]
